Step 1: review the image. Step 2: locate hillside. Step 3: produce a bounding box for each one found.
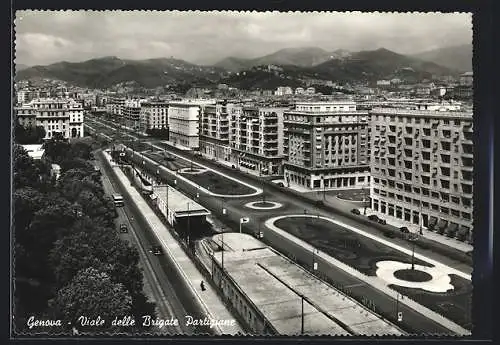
[309,48,454,83]
[411,44,472,73]
[214,47,338,72]
[16,56,225,88]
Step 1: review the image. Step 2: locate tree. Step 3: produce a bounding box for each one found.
[43,136,70,164]
[51,267,133,332]
[13,145,45,189]
[15,122,46,144]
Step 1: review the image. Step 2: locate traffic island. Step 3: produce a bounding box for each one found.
[394,269,433,283]
[245,201,283,210]
[273,215,472,331]
[180,171,256,195]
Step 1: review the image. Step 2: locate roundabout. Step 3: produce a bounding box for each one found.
[245,201,283,210]
[375,261,454,293]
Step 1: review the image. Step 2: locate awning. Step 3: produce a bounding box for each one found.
[437,219,448,230]
[428,216,437,229]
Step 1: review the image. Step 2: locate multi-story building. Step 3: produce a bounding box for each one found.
[369,107,473,242]
[167,100,215,149]
[105,96,126,119]
[139,101,169,133]
[122,99,143,129]
[15,98,84,139]
[459,72,473,86]
[229,105,287,175]
[283,101,370,190]
[199,101,232,161]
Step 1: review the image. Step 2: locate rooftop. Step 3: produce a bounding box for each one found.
[211,234,403,336]
[153,185,210,217]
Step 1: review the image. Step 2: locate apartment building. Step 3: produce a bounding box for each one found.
[199,101,232,161]
[168,100,215,149]
[105,96,126,118]
[122,99,143,129]
[229,105,287,175]
[139,101,169,132]
[369,107,473,242]
[283,101,370,190]
[15,98,84,139]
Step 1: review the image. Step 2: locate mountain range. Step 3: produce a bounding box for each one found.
[214,47,352,72]
[411,44,472,73]
[15,46,466,90]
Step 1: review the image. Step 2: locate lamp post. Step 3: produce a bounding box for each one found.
[322,175,325,202]
[312,248,319,272]
[408,232,419,270]
[221,228,225,271]
[301,294,305,334]
[363,182,368,216]
[187,202,191,246]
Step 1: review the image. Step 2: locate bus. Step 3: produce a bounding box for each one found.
[112,194,124,207]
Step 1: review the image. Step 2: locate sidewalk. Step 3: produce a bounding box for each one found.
[103,151,245,335]
[362,209,473,253]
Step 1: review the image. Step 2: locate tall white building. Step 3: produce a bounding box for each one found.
[167,100,215,149]
[15,98,84,139]
[369,107,473,242]
[283,101,370,190]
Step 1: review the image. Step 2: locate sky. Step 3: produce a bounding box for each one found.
[14,11,472,67]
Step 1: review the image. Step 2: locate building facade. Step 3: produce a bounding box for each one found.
[167,101,204,149]
[199,101,232,161]
[15,98,84,139]
[139,101,169,132]
[369,108,473,242]
[122,99,143,129]
[229,106,287,175]
[283,101,370,190]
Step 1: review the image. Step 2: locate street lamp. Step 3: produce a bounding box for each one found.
[363,182,369,216]
[301,294,305,334]
[408,232,419,270]
[312,248,319,272]
[321,175,325,201]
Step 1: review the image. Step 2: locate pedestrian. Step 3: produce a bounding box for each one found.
[200,280,206,291]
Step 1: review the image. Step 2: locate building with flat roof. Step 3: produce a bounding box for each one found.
[168,100,216,149]
[21,144,45,160]
[208,233,403,335]
[283,101,370,190]
[199,101,232,162]
[369,107,473,242]
[228,105,287,175]
[15,98,84,139]
[140,100,169,132]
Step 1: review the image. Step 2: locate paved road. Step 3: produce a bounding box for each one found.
[95,151,194,335]
[88,116,470,335]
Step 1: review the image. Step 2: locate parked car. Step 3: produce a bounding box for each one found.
[276,182,285,187]
[119,224,128,233]
[150,245,163,256]
[367,214,379,222]
[378,218,387,225]
[314,200,324,207]
[351,208,361,215]
[399,226,410,234]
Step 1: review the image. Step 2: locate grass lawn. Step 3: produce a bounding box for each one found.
[252,201,276,207]
[181,171,255,195]
[336,189,368,202]
[275,216,472,330]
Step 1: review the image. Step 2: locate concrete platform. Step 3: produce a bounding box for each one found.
[210,234,404,336]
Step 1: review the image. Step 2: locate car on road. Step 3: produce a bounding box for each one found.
[377,218,387,225]
[399,226,410,233]
[314,200,324,207]
[253,231,264,239]
[276,182,285,187]
[149,245,163,256]
[350,208,361,215]
[119,224,128,233]
[367,214,379,222]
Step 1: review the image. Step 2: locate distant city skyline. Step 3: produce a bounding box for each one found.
[15,11,472,67]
